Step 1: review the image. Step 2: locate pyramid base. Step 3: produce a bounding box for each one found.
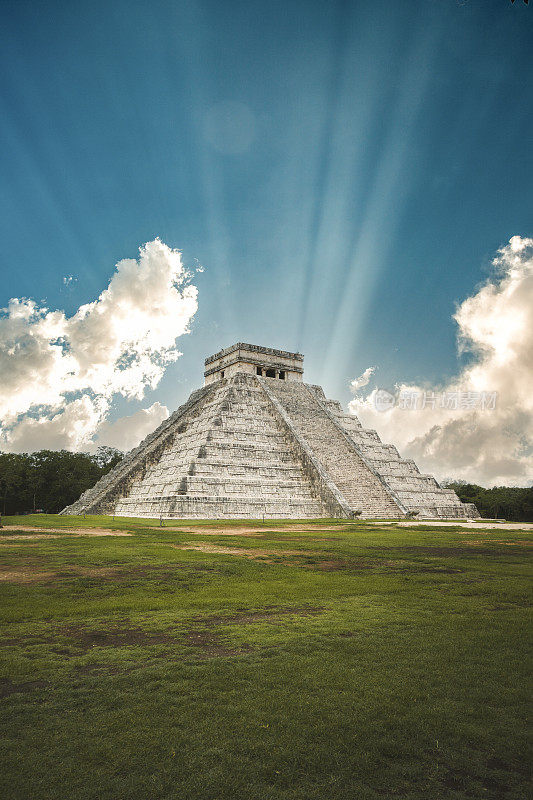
[61,370,479,521]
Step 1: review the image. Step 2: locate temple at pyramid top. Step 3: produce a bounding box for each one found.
[62,342,479,521]
[204,342,304,384]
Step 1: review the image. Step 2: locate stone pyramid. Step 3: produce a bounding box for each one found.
[61,343,478,520]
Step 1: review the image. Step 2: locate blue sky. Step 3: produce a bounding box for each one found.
[1,0,531,427]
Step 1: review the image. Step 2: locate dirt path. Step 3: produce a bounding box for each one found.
[172,542,320,559]
[393,521,533,531]
[152,524,350,535]
[0,527,132,538]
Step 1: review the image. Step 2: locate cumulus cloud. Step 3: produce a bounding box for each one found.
[3,396,108,453]
[0,239,197,452]
[349,236,533,487]
[350,366,376,393]
[96,402,169,452]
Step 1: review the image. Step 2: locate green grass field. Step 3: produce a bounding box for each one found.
[1,514,531,800]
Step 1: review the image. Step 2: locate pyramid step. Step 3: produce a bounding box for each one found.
[261,379,403,517]
[61,353,478,520]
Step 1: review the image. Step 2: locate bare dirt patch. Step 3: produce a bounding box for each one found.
[396,521,533,531]
[0,569,58,583]
[170,544,471,572]
[0,534,62,542]
[154,524,348,535]
[183,630,252,658]
[154,527,262,536]
[182,605,323,657]
[172,542,320,558]
[309,559,370,571]
[302,558,463,574]
[3,606,324,662]
[255,534,342,542]
[0,678,49,698]
[114,563,218,576]
[0,565,127,584]
[0,527,132,537]
[57,625,178,651]
[0,562,221,585]
[376,545,531,557]
[192,606,324,626]
[48,622,248,658]
[31,623,249,660]
[462,539,533,547]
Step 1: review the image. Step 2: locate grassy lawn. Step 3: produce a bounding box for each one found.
[0,515,531,799]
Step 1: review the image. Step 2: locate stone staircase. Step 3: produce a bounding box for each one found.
[62,370,478,520]
[60,383,216,515]
[260,378,404,518]
[69,374,332,519]
[306,386,478,519]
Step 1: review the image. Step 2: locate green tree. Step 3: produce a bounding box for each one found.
[0,449,123,515]
[0,453,29,515]
[444,481,533,522]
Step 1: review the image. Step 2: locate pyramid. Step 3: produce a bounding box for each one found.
[61,343,479,520]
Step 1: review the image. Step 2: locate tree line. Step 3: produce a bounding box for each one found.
[0,448,123,516]
[0,450,531,520]
[444,482,533,522]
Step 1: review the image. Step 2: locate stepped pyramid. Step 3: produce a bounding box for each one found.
[62,343,479,520]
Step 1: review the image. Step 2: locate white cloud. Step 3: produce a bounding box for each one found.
[2,396,108,453]
[350,366,376,393]
[0,239,197,452]
[348,236,533,487]
[96,402,169,452]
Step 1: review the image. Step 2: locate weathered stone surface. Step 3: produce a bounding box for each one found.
[204,342,304,384]
[61,344,478,519]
